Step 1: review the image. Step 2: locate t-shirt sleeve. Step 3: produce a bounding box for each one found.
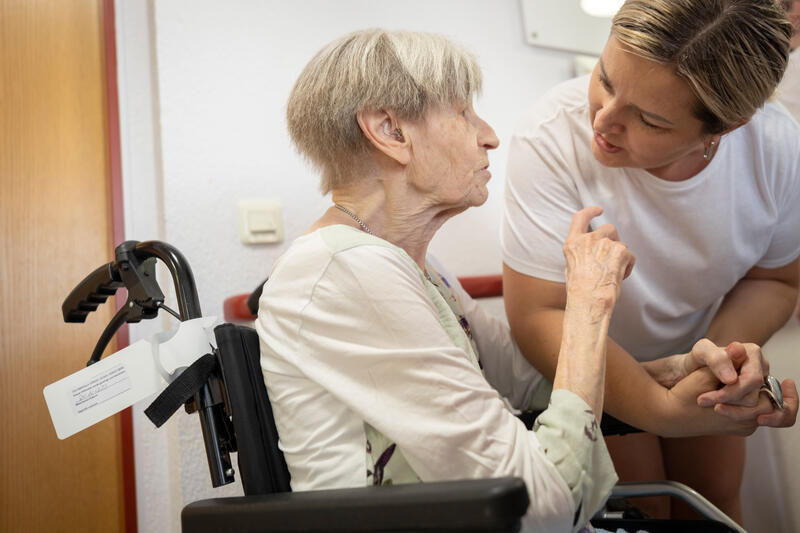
[296,245,613,531]
[757,126,800,269]
[501,126,583,283]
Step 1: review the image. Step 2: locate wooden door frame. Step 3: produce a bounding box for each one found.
[103,1,137,531]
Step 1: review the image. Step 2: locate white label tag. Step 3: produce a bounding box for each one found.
[44,316,218,439]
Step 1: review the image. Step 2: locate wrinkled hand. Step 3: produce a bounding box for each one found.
[563,206,635,317]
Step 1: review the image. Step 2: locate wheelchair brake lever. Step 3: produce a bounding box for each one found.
[115,241,165,320]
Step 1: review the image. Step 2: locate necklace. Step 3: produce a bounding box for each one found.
[334,204,373,235]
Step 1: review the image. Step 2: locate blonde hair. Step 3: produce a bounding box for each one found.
[612,0,793,133]
[286,29,482,194]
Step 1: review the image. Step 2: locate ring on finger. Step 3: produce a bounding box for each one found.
[759,375,784,410]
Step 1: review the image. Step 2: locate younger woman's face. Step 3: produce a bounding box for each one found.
[587,37,712,181]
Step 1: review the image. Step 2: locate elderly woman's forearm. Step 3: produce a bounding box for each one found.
[553,299,612,418]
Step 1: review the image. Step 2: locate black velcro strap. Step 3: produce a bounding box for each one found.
[144,353,218,428]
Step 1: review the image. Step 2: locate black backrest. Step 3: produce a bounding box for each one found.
[214,323,292,495]
[245,277,269,316]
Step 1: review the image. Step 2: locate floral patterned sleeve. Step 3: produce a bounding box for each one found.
[533,389,618,531]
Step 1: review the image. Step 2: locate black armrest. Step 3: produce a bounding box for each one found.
[182,477,529,533]
[518,411,641,436]
[592,519,736,532]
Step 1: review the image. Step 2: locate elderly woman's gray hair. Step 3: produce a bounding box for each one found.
[287,28,483,194]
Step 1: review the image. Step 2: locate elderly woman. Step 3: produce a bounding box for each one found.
[502,0,800,522]
[257,29,636,531]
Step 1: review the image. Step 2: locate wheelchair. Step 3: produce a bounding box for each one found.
[62,240,746,533]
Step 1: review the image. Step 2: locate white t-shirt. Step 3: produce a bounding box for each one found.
[777,49,800,122]
[502,75,800,361]
[257,225,617,532]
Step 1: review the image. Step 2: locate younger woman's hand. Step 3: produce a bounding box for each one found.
[713,378,798,428]
[753,379,798,428]
[666,367,767,436]
[694,340,767,408]
[671,339,798,429]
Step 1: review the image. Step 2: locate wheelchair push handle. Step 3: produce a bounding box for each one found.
[62,240,207,366]
[62,262,125,323]
[62,240,201,323]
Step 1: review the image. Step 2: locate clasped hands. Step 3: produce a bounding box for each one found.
[664,339,798,433]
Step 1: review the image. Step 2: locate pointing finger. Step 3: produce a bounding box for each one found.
[567,206,604,240]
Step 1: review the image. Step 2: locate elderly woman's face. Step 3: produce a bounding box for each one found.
[405,101,499,209]
[587,37,708,178]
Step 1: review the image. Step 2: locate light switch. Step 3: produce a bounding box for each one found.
[238,198,284,244]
